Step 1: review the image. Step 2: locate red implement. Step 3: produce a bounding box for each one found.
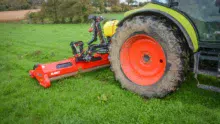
[29,53,110,88]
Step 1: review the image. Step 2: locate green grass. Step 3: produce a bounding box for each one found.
[0,21,220,124]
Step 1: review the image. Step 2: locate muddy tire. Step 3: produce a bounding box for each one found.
[109,16,189,98]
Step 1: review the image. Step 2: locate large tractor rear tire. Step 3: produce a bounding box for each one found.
[109,16,189,98]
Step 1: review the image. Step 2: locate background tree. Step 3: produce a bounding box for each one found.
[120,3,131,12]
[0,0,7,11]
[139,2,148,7]
[126,0,134,5]
[27,0,44,8]
[111,5,121,12]
[91,0,105,13]
[0,0,31,11]
[58,0,78,23]
[31,0,93,23]
[42,0,61,23]
[71,0,93,23]
[108,0,119,6]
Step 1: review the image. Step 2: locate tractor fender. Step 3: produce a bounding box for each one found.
[118,7,199,52]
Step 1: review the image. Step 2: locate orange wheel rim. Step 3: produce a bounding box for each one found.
[120,34,166,86]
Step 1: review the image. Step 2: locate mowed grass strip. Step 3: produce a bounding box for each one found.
[0,21,220,124]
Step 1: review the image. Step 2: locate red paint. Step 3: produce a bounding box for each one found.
[120,34,166,86]
[88,27,93,32]
[29,53,110,88]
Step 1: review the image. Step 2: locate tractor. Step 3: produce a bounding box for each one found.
[29,0,220,98]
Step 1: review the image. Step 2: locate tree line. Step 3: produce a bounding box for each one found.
[0,0,147,24]
[0,0,43,11]
[28,0,134,24]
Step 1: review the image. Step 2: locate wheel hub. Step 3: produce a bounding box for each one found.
[143,54,151,63]
[120,34,166,86]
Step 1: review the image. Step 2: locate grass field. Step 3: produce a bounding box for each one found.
[0,15,220,123]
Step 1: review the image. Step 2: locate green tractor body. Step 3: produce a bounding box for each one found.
[109,0,220,97]
[122,0,220,51]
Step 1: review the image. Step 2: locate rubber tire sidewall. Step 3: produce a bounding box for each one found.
[110,16,186,98]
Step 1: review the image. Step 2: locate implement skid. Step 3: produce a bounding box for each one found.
[29,53,110,88]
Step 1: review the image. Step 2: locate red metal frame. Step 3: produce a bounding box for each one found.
[29,53,110,88]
